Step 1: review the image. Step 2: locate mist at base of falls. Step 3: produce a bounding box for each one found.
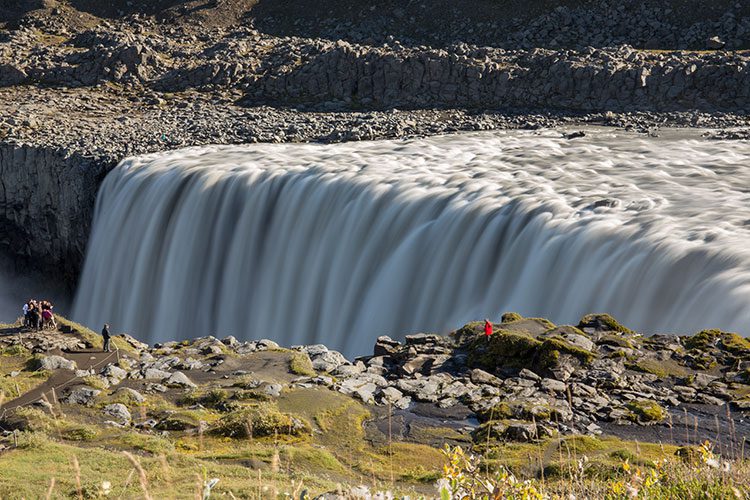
[71,130,750,356]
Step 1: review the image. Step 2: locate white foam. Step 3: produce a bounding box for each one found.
[72,129,750,355]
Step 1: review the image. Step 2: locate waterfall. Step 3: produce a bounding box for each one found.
[72,130,750,355]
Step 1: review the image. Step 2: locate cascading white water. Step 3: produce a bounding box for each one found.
[72,129,750,356]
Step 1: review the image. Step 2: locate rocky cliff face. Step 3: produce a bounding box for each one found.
[249,43,750,112]
[0,142,114,281]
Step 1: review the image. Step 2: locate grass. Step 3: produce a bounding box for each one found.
[56,316,139,355]
[289,351,316,377]
[0,344,52,400]
[627,357,689,378]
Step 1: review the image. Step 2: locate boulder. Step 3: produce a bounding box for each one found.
[38,355,76,371]
[504,422,538,442]
[103,403,131,425]
[62,386,101,406]
[311,350,348,372]
[262,383,283,397]
[706,36,725,49]
[114,387,146,404]
[469,368,503,387]
[0,64,27,86]
[102,364,128,383]
[165,371,197,388]
[374,336,401,356]
[144,368,172,379]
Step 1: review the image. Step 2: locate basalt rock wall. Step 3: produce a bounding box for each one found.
[0,142,114,281]
[250,43,750,112]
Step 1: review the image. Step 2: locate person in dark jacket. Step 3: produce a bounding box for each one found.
[102,323,111,352]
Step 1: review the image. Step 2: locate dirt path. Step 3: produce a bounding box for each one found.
[0,348,119,413]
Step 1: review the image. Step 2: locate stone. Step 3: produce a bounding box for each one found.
[690,373,719,388]
[504,422,537,442]
[374,336,401,356]
[38,355,77,371]
[144,368,171,380]
[256,339,280,350]
[102,364,128,383]
[332,363,365,377]
[103,403,131,425]
[165,371,197,388]
[114,387,146,403]
[706,36,726,49]
[263,383,283,397]
[379,386,404,403]
[518,368,541,381]
[311,350,348,372]
[62,386,101,406]
[469,368,503,387]
[541,378,567,393]
[221,336,239,347]
[180,357,205,370]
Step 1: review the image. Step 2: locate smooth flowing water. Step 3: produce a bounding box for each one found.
[72,129,750,355]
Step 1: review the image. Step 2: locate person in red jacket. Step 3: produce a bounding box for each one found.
[484,318,493,340]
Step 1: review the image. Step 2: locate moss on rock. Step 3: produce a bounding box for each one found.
[578,313,632,334]
[626,400,667,423]
[501,312,523,323]
[465,329,594,375]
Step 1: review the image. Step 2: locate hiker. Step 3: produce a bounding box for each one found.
[27,300,39,331]
[42,307,56,330]
[484,318,493,340]
[22,301,29,327]
[102,323,111,352]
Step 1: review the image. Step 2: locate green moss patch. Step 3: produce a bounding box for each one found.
[501,312,524,323]
[626,400,667,423]
[577,313,632,334]
[289,351,316,376]
[465,330,594,375]
[627,358,689,378]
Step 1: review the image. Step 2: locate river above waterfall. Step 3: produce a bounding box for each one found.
[71,128,750,356]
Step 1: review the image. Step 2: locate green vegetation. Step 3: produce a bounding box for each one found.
[578,313,633,334]
[121,432,175,454]
[627,357,689,378]
[289,351,315,377]
[626,399,667,423]
[210,402,311,439]
[501,312,523,323]
[467,329,595,374]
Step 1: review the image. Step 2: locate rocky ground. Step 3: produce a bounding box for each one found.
[0,312,748,496]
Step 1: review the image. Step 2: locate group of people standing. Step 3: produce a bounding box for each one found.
[22,299,56,330]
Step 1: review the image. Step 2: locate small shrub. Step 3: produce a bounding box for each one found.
[122,432,175,454]
[63,425,98,441]
[211,403,311,439]
[626,400,667,423]
[81,375,109,390]
[1,344,30,357]
[289,352,315,377]
[16,430,50,449]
